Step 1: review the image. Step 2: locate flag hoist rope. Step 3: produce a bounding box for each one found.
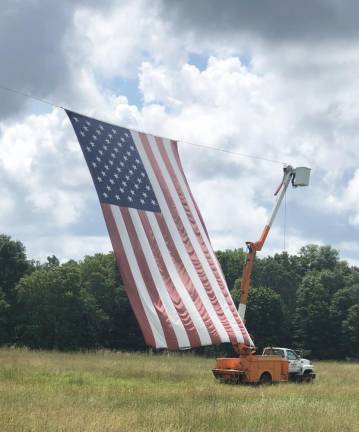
[0,84,286,166]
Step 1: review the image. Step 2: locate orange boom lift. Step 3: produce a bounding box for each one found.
[213,165,311,384]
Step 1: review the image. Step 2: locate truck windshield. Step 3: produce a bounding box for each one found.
[287,350,299,360]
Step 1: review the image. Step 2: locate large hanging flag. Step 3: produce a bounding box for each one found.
[67,110,253,350]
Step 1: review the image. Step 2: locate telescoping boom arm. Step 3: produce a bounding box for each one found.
[238,165,310,321]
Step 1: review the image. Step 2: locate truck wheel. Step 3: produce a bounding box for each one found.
[259,372,272,385]
[302,371,313,383]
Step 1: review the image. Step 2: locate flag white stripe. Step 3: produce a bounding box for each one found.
[147,212,212,346]
[129,208,191,348]
[165,139,229,290]
[132,131,230,343]
[147,135,239,341]
[163,139,243,342]
[110,205,167,347]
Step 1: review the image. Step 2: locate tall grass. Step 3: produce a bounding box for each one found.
[0,349,358,431]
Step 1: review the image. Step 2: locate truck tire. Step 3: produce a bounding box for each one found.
[302,370,313,383]
[259,372,272,385]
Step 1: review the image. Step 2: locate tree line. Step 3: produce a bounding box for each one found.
[0,234,358,359]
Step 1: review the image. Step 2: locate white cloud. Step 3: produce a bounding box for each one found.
[345,172,359,226]
[327,169,359,226]
[70,0,185,80]
[28,234,112,263]
[0,110,89,227]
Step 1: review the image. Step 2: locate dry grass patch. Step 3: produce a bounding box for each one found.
[0,349,358,431]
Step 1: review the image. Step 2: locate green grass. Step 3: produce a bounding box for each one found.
[0,349,358,432]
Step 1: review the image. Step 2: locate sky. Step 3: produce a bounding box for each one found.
[1,0,359,265]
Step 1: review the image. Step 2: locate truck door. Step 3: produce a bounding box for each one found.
[287,350,301,374]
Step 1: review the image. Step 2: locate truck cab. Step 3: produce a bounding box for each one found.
[262,347,316,382]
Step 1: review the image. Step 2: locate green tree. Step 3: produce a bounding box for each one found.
[42,255,60,269]
[0,234,31,343]
[0,235,30,302]
[342,305,359,358]
[294,271,338,358]
[15,261,96,350]
[216,249,246,291]
[299,244,340,272]
[243,286,286,350]
[251,252,303,310]
[330,284,359,357]
[0,289,9,343]
[80,253,145,350]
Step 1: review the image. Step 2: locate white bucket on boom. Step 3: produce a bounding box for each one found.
[293,167,311,187]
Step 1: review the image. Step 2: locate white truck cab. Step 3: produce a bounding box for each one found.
[262,347,316,382]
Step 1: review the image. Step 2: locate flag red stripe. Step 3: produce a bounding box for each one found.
[140,132,237,344]
[156,137,241,345]
[167,140,250,345]
[120,207,179,350]
[139,212,202,347]
[170,140,210,240]
[101,203,156,348]
[154,212,221,345]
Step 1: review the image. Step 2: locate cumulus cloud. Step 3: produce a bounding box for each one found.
[29,234,112,264]
[69,0,183,79]
[327,169,359,226]
[0,110,87,225]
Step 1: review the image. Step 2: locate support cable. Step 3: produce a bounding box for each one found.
[0,84,63,110]
[283,187,287,252]
[0,84,287,166]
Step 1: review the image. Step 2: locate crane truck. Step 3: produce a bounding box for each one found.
[212,165,316,384]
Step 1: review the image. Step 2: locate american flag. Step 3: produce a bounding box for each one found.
[67,110,253,350]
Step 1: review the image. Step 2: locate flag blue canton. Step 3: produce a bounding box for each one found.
[67,110,160,212]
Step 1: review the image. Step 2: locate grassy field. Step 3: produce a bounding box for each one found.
[0,349,358,432]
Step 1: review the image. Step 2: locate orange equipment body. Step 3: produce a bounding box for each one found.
[213,354,288,384]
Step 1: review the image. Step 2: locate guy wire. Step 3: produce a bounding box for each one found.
[0,84,63,110]
[283,187,287,252]
[0,84,286,166]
